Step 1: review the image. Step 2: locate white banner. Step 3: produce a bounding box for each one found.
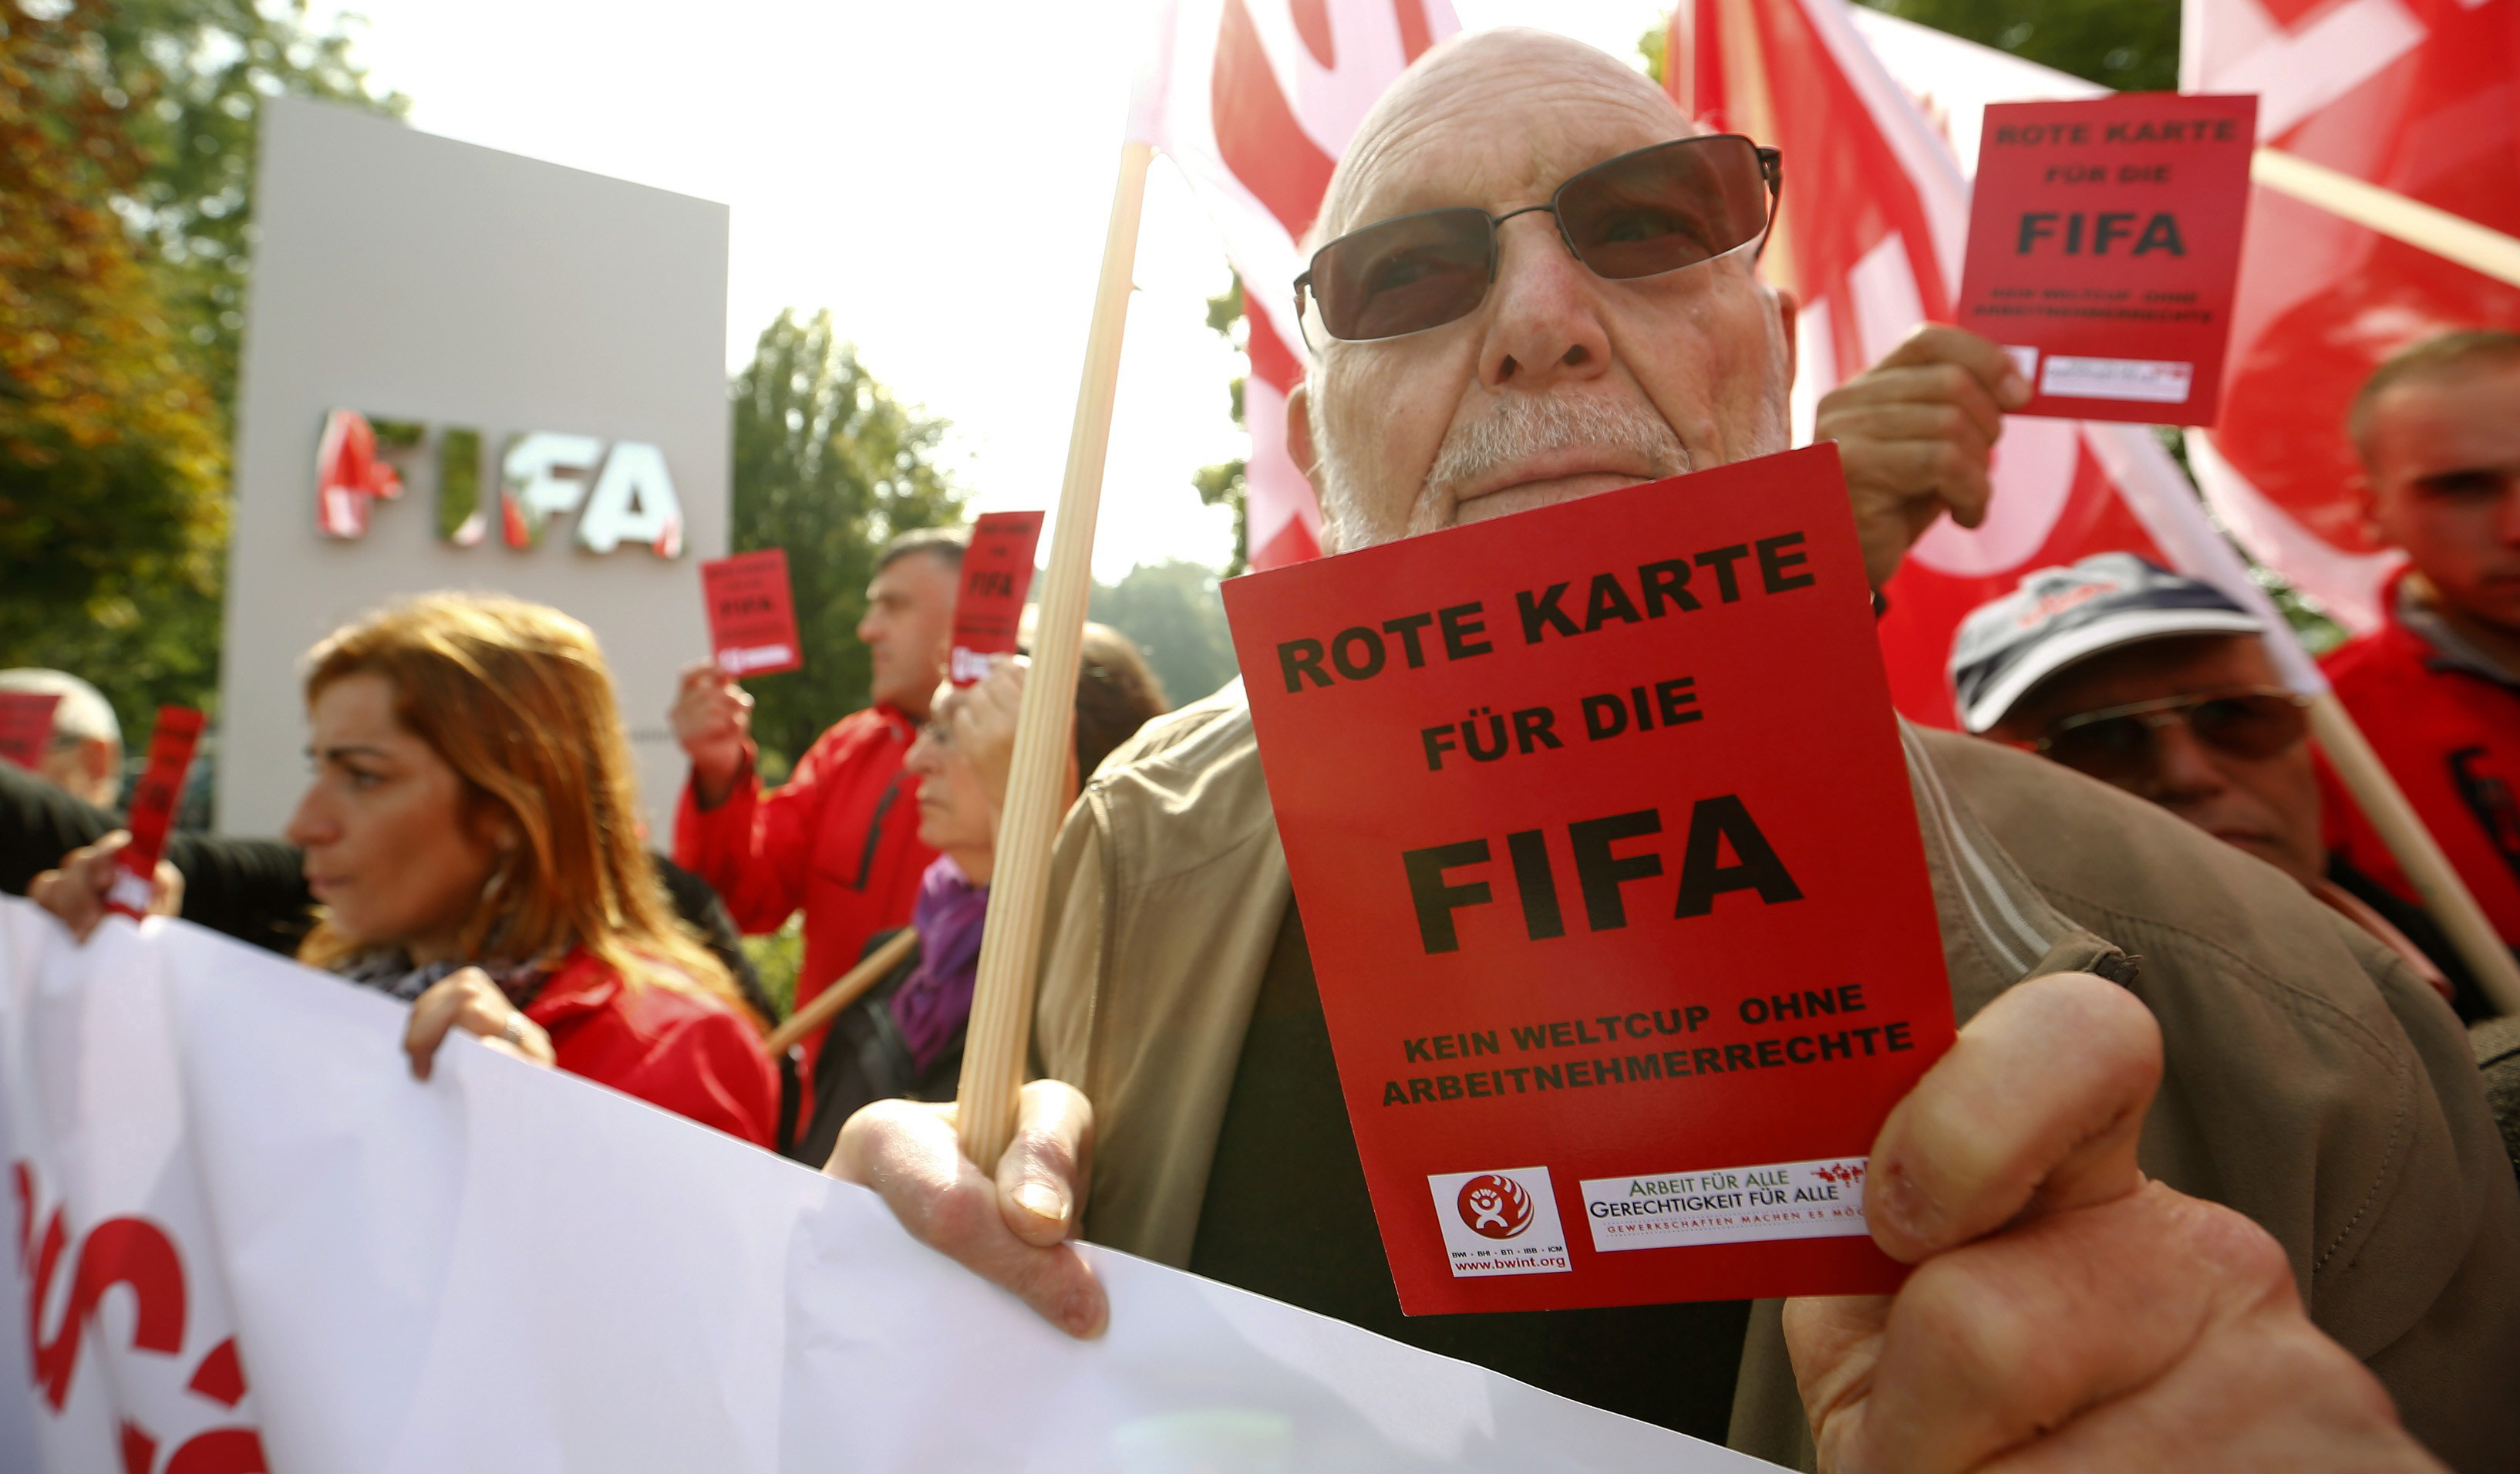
[0,899,1763,1472]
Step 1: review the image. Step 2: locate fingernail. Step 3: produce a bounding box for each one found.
[1061,1290,1103,1338]
[1014,1182,1065,1223]
[1871,1160,1938,1249]
[2000,372,2032,406]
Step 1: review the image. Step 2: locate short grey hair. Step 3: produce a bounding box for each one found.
[0,669,121,750]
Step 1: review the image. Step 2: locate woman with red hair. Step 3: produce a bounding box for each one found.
[39,593,777,1145]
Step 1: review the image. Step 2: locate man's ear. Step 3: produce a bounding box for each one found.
[1770,286,1801,393]
[76,738,116,791]
[2356,470,2398,550]
[1286,380,1322,495]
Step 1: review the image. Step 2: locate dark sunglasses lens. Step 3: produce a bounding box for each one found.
[2188,695,2306,758]
[1309,207,1493,342]
[1558,136,1770,281]
[2047,716,2154,780]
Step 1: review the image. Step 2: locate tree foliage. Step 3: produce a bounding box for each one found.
[1852,0,2179,91]
[729,310,966,776]
[0,0,399,751]
[93,0,408,414]
[1193,276,1252,578]
[1088,559,1239,708]
[0,0,226,734]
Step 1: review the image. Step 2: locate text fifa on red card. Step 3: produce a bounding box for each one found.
[1223,445,1956,1315]
[109,707,207,920]
[700,549,804,677]
[1956,93,2258,425]
[950,511,1045,686]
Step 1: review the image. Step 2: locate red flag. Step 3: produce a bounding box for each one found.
[1129,0,1459,571]
[2184,0,2520,634]
[1682,0,2316,727]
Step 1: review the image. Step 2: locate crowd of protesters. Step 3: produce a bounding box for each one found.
[3,27,2518,1473]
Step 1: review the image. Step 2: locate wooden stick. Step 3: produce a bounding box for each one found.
[2309,691,2520,1016]
[955,141,1155,1169]
[762,927,921,1057]
[2252,147,2520,290]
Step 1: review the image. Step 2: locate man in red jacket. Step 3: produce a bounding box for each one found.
[671,528,962,1068]
[2323,330,2520,945]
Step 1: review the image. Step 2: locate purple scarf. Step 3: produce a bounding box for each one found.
[890,855,990,1071]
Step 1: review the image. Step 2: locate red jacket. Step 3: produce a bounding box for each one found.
[672,706,937,1068]
[2320,573,2520,946]
[526,949,779,1148]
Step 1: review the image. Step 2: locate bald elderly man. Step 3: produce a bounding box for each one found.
[833,31,2516,1472]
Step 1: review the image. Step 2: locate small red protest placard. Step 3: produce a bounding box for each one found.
[701,549,803,677]
[108,707,206,920]
[950,511,1044,685]
[1956,93,2257,425]
[0,692,61,772]
[1224,445,1955,1314]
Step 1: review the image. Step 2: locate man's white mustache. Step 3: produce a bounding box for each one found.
[1423,394,1690,494]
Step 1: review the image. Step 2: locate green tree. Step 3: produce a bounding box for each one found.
[1851,0,2178,91]
[0,0,401,750]
[729,309,966,776]
[0,0,227,740]
[1192,276,1252,577]
[95,0,409,417]
[1089,559,1240,707]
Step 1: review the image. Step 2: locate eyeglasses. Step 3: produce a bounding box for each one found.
[2032,686,2311,784]
[1292,134,1782,350]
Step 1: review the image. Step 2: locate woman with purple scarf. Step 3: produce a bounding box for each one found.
[790,624,1167,1165]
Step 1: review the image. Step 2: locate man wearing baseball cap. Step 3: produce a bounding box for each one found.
[1952,553,2495,1020]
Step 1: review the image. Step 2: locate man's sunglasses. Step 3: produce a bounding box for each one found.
[1292,133,1782,350]
[2030,686,2312,785]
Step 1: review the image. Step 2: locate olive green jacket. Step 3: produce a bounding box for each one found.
[1033,686,2520,1472]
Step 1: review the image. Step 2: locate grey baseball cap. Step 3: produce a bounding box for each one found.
[1949,554,2266,733]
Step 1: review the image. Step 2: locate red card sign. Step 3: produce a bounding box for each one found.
[0,693,61,772]
[108,707,206,920]
[950,511,1044,686]
[1956,93,2258,425]
[700,549,803,677]
[1224,446,1955,1314]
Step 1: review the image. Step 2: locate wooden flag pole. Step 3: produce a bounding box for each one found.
[954,141,1156,1169]
[762,928,921,1057]
[2251,147,2520,291]
[2309,692,2520,1016]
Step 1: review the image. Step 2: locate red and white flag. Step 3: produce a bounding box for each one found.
[2184,0,2520,635]
[1679,0,2316,727]
[1128,0,1459,572]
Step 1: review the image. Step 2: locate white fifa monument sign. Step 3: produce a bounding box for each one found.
[221,97,730,837]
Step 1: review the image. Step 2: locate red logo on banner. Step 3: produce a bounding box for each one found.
[1455,1175,1535,1239]
[15,1162,266,1473]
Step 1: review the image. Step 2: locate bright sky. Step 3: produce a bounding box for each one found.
[306,0,1669,580]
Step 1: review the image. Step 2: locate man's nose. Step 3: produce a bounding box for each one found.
[2494,478,2520,545]
[2141,720,2229,805]
[1476,214,1614,393]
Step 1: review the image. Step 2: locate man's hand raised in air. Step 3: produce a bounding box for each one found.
[1819,324,2033,591]
[671,660,753,808]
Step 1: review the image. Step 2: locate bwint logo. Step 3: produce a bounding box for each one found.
[1456,1173,1535,1239]
[315,408,684,558]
